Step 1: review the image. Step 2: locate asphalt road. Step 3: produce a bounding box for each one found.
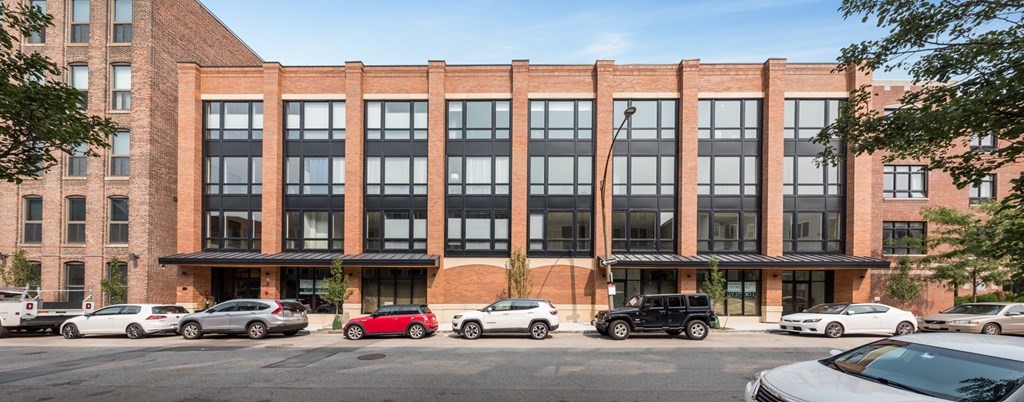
[0,330,884,402]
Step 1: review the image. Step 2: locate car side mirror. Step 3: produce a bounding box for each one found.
[845,310,855,315]
[829,349,843,357]
[485,307,493,312]
[84,313,91,318]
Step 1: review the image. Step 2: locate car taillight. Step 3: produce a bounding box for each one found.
[271,301,284,315]
[25,302,34,310]
[146,315,167,320]
[550,310,558,316]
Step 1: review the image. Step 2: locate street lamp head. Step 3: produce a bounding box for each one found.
[624,106,637,118]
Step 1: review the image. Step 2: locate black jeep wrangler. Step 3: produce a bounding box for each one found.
[592,293,717,340]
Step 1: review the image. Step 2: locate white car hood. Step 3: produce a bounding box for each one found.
[454,310,485,320]
[780,313,840,322]
[762,361,943,402]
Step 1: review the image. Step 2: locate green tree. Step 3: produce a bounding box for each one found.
[320,258,354,330]
[100,257,128,304]
[1,3,118,183]
[702,257,726,326]
[0,250,40,288]
[506,248,532,299]
[885,257,923,309]
[920,205,1010,304]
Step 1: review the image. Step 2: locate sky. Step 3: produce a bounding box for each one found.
[200,0,907,79]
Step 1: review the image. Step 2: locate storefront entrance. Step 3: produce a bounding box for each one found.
[782,270,834,315]
[211,268,261,304]
[611,269,678,308]
[280,267,331,313]
[361,268,428,313]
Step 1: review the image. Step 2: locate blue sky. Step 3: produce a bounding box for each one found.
[201,0,906,78]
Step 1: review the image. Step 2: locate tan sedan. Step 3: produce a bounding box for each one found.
[919,302,1024,335]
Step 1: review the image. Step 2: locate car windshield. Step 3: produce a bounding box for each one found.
[941,304,1003,315]
[823,339,1024,401]
[804,304,848,314]
[625,296,643,308]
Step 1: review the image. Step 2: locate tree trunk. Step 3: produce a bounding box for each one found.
[972,272,978,303]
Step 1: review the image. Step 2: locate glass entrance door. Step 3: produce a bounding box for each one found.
[782,270,833,315]
[211,268,261,304]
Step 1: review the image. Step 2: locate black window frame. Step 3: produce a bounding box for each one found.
[783,99,845,253]
[202,101,263,252]
[108,196,128,244]
[204,210,262,251]
[64,262,85,302]
[447,99,511,141]
[68,143,88,177]
[284,210,344,251]
[27,0,47,43]
[69,64,88,109]
[611,268,678,309]
[697,99,761,253]
[69,0,90,43]
[528,210,592,257]
[970,133,996,151]
[365,210,427,253]
[882,221,926,255]
[883,165,928,199]
[111,0,132,43]
[697,269,761,316]
[283,101,346,252]
[446,209,511,256]
[110,130,130,177]
[280,268,332,311]
[286,100,346,141]
[111,64,131,110]
[66,196,86,244]
[361,268,428,314]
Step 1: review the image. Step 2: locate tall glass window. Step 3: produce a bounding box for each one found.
[285,211,343,251]
[67,197,86,244]
[286,101,345,140]
[365,211,426,252]
[204,211,261,251]
[68,143,88,177]
[284,101,345,252]
[70,64,88,108]
[23,197,43,244]
[365,101,427,253]
[111,65,131,110]
[783,99,845,253]
[697,99,760,253]
[65,262,86,302]
[70,0,90,43]
[611,269,678,308]
[112,0,132,43]
[203,101,262,252]
[110,131,130,176]
[883,165,927,198]
[280,268,332,312]
[361,268,428,314]
[108,197,129,244]
[698,269,761,316]
[27,0,47,43]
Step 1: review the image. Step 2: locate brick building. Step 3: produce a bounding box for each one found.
[157,58,1018,324]
[0,0,261,304]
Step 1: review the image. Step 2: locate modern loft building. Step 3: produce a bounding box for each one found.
[0,0,261,302]
[155,58,1024,323]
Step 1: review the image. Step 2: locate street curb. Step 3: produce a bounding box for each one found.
[317,328,771,335]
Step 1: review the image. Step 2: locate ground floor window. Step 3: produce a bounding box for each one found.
[782,270,833,315]
[361,268,427,314]
[698,269,760,316]
[64,262,85,303]
[211,268,260,304]
[611,268,677,308]
[280,268,331,313]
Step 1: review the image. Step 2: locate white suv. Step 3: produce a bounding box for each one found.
[452,299,560,340]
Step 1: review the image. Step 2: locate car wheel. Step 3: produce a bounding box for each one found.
[61,323,80,339]
[247,322,268,340]
[345,325,364,340]
[407,323,427,340]
[282,330,299,337]
[982,323,1002,335]
[461,322,482,340]
[895,321,915,336]
[686,320,709,340]
[126,323,146,339]
[825,322,844,338]
[665,329,682,337]
[609,320,630,340]
[529,322,549,340]
[181,322,203,340]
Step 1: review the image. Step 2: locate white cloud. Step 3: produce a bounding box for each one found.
[579,33,631,59]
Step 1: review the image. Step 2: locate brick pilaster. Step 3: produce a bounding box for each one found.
[761,59,787,257]
[261,63,284,254]
[344,62,365,255]
[846,66,874,256]
[678,60,700,256]
[427,61,447,256]
[510,60,530,253]
[176,63,202,253]
[594,60,615,260]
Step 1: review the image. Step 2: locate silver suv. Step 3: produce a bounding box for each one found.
[178,299,308,340]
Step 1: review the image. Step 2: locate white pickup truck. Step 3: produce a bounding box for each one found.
[0,287,94,337]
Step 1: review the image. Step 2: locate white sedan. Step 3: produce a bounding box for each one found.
[779,303,917,338]
[746,333,1024,402]
[61,304,190,339]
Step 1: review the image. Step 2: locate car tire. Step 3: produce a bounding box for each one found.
[529,322,549,340]
[283,330,299,337]
[461,322,482,340]
[345,325,364,340]
[181,322,203,340]
[982,323,1002,335]
[61,323,80,339]
[665,329,682,337]
[825,322,844,338]
[0,326,11,339]
[407,323,427,340]
[247,322,268,340]
[126,323,146,339]
[895,321,915,336]
[609,320,631,340]
[685,320,709,341]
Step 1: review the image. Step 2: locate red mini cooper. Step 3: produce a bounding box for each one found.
[344,304,438,340]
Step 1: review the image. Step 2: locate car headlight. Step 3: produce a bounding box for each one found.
[453,315,462,320]
[752,370,767,383]
[802,318,822,323]
[951,320,979,325]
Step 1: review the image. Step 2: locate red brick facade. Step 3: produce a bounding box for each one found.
[0,0,260,304]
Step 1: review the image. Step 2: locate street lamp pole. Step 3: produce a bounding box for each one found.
[599,105,636,310]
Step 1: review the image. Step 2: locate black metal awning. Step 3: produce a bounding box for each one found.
[610,253,891,269]
[158,252,438,267]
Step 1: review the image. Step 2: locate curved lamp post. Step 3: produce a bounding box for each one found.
[598,105,636,310]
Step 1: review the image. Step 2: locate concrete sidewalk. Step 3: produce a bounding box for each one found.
[314,320,777,333]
